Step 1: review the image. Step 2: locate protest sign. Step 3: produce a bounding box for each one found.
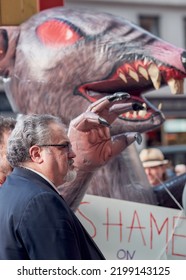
[76,195,186,259]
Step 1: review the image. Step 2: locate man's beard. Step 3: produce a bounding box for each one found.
[64,168,77,183]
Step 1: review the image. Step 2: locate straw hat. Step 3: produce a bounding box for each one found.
[139,148,169,168]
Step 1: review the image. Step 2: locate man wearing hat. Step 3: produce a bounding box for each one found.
[139,148,169,187]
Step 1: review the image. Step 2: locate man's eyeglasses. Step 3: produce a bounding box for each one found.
[39,143,70,151]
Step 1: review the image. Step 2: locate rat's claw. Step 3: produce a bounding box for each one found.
[98,117,110,127]
[87,92,131,114]
[107,92,130,102]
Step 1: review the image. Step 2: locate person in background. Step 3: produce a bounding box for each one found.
[175,164,186,176]
[0,116,16,186]
[139,148,169,187]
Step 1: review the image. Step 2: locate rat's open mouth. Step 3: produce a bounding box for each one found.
[77,58,185,122]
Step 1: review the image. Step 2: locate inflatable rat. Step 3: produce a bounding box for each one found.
[0,7,186,207]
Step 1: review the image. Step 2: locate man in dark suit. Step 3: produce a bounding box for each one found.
[0,114,106,259]
[0,93,141,259]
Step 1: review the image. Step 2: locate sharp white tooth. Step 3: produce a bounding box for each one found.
[125,112,130,118]
[148,63,161,89]
[119,72,127,83]
[144,57,149,65]
[128,69,139,82]
[158,103,162,110]
[167,78,184,94]
[138,103,147,117]
[142,103,147,109]
[138,66,149,80]
[138,109,147,117]
[132,111,137,118]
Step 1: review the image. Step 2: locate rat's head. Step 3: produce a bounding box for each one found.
[0,8,186,132]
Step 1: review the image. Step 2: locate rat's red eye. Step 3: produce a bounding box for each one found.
[36,19,82,47]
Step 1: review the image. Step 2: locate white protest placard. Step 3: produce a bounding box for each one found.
[76,195,186,260]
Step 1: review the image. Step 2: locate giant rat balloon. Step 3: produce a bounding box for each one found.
[0,7,186,207]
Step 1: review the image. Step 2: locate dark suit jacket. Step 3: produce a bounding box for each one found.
[0,167,105,260]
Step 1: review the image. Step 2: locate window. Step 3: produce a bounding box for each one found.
[183,17,186,49]
[138,15,160,37]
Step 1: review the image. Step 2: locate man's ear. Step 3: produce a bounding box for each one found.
[29,145,43,163]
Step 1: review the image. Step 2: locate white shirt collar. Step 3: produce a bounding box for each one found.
[22,167,60,194]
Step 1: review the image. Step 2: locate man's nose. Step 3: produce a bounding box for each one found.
[68,147,76,158]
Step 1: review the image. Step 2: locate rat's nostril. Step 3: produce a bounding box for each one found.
[181,51,186,70]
